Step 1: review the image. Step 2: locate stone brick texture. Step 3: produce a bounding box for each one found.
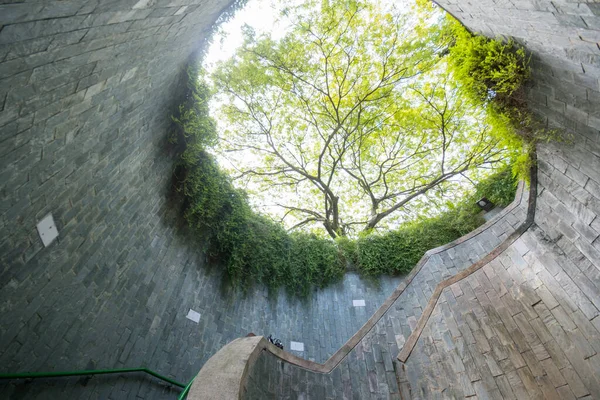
[3,0,600,399]
[0,0,406,396]
[434,0,600,387]
[0,1,236,398]
[0,5,404,396]
[242,1,600,398]
[246,224,600,398]
[0,1,227,271]
[435,2,600,259]
[401,227,600,399]
[242,189,529,399]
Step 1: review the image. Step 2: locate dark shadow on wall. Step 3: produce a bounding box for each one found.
[157,54,245,302]
[1,372,182,399]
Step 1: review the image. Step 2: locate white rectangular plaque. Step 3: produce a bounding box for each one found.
[290,341,304,352]
[186,309,201,323]
[37,214,58,247]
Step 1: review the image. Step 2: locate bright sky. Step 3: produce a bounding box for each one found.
[204,0,294,73]
[199,0,488,235]
[202,0,303,223]
[203,0,413,72]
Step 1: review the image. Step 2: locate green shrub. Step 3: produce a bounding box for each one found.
[445,18,530,103]
[355,166,517,276]
[172,67,218,163]
[473,167,517,207]
[179,132,344,295]
[288,233,344,295]
[335,236,359,268]
[442,16,558,181]
[174,65,520,294]
[182,151,248,248]
[357,217,461,276]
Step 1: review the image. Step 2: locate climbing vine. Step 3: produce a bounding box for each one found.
[170,1,524,295]
[171,68,517,294]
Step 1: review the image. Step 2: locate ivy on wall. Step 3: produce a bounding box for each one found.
[170,4,526,295]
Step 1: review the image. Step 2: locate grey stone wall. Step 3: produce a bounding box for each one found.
[0,1,230,398]
[244,349,335,399]
[0,0,228,279]
[400,225,600,398]
[0,5,406,396]
[435,0,600,349]
[242,187,529,399]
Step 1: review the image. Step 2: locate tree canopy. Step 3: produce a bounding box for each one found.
[211,0,516,238]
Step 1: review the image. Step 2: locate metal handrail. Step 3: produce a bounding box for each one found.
[0,367,189,396]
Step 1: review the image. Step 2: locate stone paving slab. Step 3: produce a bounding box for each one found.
[401,226,600,399]
[242,179,530,399]
[2,0,600,398]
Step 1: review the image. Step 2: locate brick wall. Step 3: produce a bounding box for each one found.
[0,1,231,398]
[0,0,230,276]
[435,0,600,324]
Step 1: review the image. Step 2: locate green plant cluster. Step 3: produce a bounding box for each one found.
[174,68,345,296]
[170,69,218,160]
[444,18,530,104]
[184,151,345,296]
[441,16,559,180]
[173,69,518,293]
[184,153,346,296]
[351,167,517,276]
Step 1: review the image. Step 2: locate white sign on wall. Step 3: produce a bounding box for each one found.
[37,214,58,247]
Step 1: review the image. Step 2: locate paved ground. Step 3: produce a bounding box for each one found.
[401,226,600,399]
[244,187,529,399]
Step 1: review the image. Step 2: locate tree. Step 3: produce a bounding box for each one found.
[212,0,510,239]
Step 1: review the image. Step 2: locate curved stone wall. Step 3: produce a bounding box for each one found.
[239,1,600,398]
[2,0,600,399]
[0,0,228,271]
[0,6,405,398]
[0,2,231,398]
[241,181,530,399]
[436,0,600,345]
